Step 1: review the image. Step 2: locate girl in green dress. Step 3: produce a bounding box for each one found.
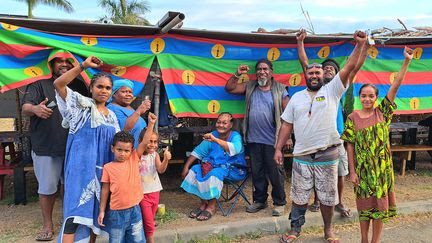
[341,46,413,243]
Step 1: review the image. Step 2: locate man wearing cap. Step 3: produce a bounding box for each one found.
[274,31,369,242]
[295,30,367,217]
[225,59,289,216]
[22,57,88,241]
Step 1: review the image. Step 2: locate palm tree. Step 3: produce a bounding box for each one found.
[15,0,74,18]
[99,0,150,25]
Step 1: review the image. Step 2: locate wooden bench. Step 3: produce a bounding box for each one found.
[391,145,432,176]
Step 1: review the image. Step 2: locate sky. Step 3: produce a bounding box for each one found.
[1,0,431,34]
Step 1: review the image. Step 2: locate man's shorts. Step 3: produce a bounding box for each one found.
[338,145,349,177]
[31,151,64,195]
[290,146,339,206]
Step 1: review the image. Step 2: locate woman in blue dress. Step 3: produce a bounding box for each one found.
[107,79,150,148]
[54,56,120,243]
[181,112,246,221]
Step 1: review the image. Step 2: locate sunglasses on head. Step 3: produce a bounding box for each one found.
[306,63,322,69]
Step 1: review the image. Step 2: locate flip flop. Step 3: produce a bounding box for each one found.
[196,210,213,221]
[324,237,340,243]
[309,202,320,212]
[335,205,353,218]
[35,230,54,241]
[280,233,301,243]
[188,208,203,218]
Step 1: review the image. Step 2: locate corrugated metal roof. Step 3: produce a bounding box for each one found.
[1,16,432,45]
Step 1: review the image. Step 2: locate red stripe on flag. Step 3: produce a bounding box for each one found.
[0,74,52,93]
[166,34,346,48]
[355,71,432,85]
[160,69,304,87]
[99,65,150,83]
[0,42,50,58]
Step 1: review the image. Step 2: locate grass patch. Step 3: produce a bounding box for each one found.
[155,208,180,225]
[0,194,38,205]
[188,233,232,243]
[416,169,432,177]
[239,230,263,240]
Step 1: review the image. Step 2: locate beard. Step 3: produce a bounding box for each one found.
[323,76,333,84]
[306,78,323,91]
[257,77,268,86]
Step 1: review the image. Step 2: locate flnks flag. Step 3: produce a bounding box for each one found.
[1,22,431,117]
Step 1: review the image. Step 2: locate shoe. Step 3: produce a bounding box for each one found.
[272,205,285,216]
[246,202,268,213]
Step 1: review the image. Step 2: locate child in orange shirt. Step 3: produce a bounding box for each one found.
[98,113,157,243]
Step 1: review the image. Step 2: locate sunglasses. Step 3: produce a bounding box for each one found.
[306,63,322,69]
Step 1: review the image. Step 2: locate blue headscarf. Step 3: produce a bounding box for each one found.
[108,79,134,103]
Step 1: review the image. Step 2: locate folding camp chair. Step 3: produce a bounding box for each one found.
[216,163,251,216]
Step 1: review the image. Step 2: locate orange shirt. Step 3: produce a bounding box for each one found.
[101,151,143,210]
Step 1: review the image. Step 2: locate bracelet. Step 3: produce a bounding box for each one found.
[79,62,86,71]
[233,72,241,78]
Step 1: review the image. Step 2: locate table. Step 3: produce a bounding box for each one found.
[390,122,431,170]
[391,145,432,176]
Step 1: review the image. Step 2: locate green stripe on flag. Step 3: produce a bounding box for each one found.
[170,98,245,115]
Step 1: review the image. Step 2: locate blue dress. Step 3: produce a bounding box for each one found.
[181,131,246,200]
[107,103,146,148]
[56,87,120,242]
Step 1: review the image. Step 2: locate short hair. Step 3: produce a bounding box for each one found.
[90,72,113,89]
[255,59,273,71]
[112,131,134,146]
[138,128,158,143]
[321,58,340,73]
[359,84,379,96]
[218,112,233,124]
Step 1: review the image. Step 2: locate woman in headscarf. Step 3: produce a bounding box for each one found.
[107,79,151,148]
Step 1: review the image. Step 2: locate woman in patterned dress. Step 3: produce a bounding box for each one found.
[180,112,247,221]
[341,46,413,243]
[54,56,120,243]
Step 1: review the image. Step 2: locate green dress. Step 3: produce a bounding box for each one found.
[341,97,397,222]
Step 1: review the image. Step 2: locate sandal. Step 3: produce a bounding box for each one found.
[35,230,54,241]
[309,202,320,212]
[196,210,213,221]
[280,233,300,243]
[335,205,353,218]
[324,237,340,243]
[188,208,203,218]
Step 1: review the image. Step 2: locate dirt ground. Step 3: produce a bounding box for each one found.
[1,152,432,243]
[244,212,432,243]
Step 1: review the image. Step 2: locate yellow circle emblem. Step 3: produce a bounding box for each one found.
[211,44,225,59]
[389,72,398,84]
[150,38,165,54]
[289,73,301,86]
[1,23,19,31]
[267,47,280,61]
[317,46,330,59]
[80,37,98,46]
[24,66,43,77]
[237,74,250,84]
[413,48,423,60]
[410,98,420,110]
[207,100,220,114]
[368,46,379,59]
[182,70,195,85]
[111,66,127,77]
[169,101,176,115]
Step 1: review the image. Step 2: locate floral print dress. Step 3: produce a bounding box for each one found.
[341,97,397,222]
